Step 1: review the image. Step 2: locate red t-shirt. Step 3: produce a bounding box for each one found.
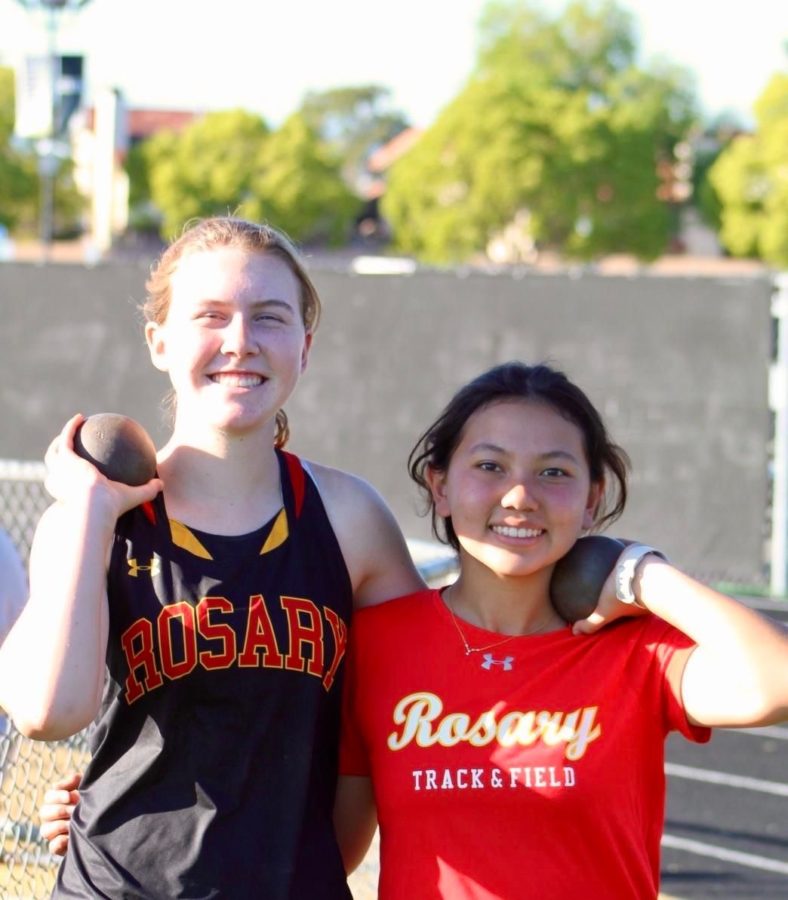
[340,589,710,899]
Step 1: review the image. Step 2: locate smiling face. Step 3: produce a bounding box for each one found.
[145,246,311,440]
[426,399,601,579]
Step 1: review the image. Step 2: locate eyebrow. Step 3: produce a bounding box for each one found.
[197,298,297,311]
[468,442,581,463]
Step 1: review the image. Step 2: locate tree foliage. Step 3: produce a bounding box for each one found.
[382,0,696,263]
[143,109,270,238]
[131,108,356,244]
[299,85,408,189]
[0,65,84,236]
[709,73,788,266]
[0,67,41,232]
[244,113,357,245]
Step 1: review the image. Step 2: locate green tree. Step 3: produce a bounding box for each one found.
[0,65,83,237]
[477,0,635,89]
[0,66,38,232]
[124,140,153,210]
[244,113,358,245]
[140,109,355,244]
[382,0,696,263]
[299,85,409,189]
[709,73,788,266]
[145,109,270,238]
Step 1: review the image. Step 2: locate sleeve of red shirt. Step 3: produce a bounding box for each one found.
[645,615,712,745]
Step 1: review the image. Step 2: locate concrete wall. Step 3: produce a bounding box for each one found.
[0,261,775,585]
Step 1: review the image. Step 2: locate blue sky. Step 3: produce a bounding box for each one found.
[0,0,785,128]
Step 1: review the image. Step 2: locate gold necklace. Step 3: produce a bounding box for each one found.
[443,589,556,656]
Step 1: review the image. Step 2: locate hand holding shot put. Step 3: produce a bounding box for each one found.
[44,413,162,515]
[73,412,158,486]
[550,533,629,625]
[0,414,163,744]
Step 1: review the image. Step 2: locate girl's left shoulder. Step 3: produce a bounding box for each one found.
[304,460,398,528]
[297,457,368,500]
[301,458,424,607]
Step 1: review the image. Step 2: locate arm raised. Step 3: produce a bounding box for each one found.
[635,560,788,728]
[0,416,161,739]
[571,545,788,727]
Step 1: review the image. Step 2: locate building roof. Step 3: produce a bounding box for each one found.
[83,107,198,139]
[367,127,423,173]
[126,109,198,138]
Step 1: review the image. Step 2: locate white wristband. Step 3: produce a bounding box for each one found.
[615,543,668,606]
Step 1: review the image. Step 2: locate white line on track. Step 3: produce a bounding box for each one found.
[665,762,788,797]
[661,834,788,875]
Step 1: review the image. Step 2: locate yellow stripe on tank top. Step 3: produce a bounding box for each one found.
[169,519,213,559]
[261,508,288,554]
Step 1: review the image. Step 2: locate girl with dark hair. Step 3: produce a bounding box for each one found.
[335,361,788,899]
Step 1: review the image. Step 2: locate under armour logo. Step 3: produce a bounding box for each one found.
[128,557,161,578]
[480,654,514,671]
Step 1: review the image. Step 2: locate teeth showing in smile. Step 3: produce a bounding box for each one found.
[492,525,542,539]
[210,373,264,387]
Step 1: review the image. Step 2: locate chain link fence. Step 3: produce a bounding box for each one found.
[0,461,92,899]
[0,462,49,565]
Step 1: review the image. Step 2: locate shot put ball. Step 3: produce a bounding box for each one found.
[550,535,625,623]
[73,413,157,487]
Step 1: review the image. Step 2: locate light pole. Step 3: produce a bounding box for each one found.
[13,0,93,259]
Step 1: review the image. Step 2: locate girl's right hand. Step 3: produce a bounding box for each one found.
[38,771,81,856]
[44,415,162,518]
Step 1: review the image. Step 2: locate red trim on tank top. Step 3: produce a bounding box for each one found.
[141,500,157,524]
[282,451,305,519]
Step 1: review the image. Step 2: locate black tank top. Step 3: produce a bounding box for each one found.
[55,450,353,899]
